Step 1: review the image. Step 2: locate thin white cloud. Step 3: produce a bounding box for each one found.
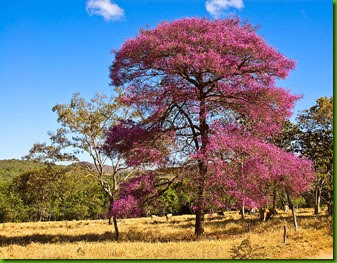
[205,0,244,18]
[86,0,124,21]
[300,9,307,17]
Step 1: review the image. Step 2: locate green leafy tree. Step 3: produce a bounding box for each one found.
[0,181,30,222]
[57,166,109,220]
[24,93,132,238]
[11,165,108,222]
[271,120,301,153]
[15,166,69,221]
[297,97,333,214]
[156,187,180,214]
[0,159,46,222]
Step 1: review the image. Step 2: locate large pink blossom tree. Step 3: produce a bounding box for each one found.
[106,17,314,235]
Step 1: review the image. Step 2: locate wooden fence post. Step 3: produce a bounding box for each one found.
[286,191,298,231]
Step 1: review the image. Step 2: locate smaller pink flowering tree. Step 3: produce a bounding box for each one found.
[104,121,178,219]
[108,173,177,219]
[198,124,314,212]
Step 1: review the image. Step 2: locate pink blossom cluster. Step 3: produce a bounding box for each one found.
[104,121,175,166]
[109,194,141,218]
[110,18,300,137]
[109,173,159,218]
[111,18,295,87]
[189,125,314,209]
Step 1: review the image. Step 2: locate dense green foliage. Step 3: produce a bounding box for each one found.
[0,162,109,222]
[147,180,194,215]
[270,97,333,212]
[297,97,333,213]
[0,160,195,222]
[0,159,46,182]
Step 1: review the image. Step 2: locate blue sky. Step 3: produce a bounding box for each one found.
[0,0,332,160]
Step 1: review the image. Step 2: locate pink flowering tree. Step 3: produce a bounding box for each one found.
[201,124,314,211]
[106,17,314,235]
[104,120,178,220]
[104,120,175,167]
[108,172,176,218]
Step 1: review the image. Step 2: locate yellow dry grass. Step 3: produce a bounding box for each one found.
[0,208,332,259]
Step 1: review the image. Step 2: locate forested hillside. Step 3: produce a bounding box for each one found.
[0,159,46,182]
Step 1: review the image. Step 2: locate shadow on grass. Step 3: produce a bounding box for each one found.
[0,231,117,247]
[144,217,195,225]
[196,213,331,236]
[296,214,332,230]
[1,213,330,246]
[0,230,201,246]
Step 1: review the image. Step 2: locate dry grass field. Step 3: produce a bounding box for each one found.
[0,208,333,259]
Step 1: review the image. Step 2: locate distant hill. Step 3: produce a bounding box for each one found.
[0,159,129,183]
[75,161,117,174]
[0,159,46,182]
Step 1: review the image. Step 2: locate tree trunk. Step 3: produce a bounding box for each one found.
[113,216,119,240]
[98,180,119,240]
[286,192,298,231]
[195,208,204,236]
[328,203,333,216]
[194,94,208,236]
[328,190,333,216]
[109,197,120,240]
[314,187,321,214]
[98,180,116,225]
[241,206,245,219]
[280,193,286,211]
[272,190,277,211]
[195,160,207,236]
